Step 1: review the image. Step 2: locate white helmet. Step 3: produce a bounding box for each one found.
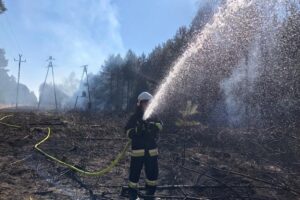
[137,92,153,104]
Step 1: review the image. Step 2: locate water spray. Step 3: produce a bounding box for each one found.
[143,0,288,120]
[144,0,252,120]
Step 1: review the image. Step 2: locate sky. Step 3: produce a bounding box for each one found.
[0,0,203,96]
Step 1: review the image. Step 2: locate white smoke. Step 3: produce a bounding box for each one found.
[220,41,260,125]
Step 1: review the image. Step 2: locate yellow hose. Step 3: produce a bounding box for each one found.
[35,127,131,176]
[1,115,131,176]
[0,114,22,128]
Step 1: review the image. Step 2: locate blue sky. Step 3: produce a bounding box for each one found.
[0,0,203,96]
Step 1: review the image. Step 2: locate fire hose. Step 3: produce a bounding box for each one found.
[0,115,131,176]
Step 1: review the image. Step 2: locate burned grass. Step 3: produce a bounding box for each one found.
[0,111,299,199]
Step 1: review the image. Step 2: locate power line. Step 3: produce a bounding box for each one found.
[74,65,91,110]
[38,56,58,111]
[14,54,26,109]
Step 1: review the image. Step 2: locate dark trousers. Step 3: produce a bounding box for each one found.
[128,153,158,199]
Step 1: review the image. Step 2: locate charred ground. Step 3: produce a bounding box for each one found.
[0,111,299,200]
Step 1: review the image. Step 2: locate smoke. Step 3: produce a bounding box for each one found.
[220,41,260,125]
[58,72,79,97]
[37,71,92,110]
[58,72,83,110]
[0,49,37,108]
[0,74,37,107]
[38,83,69,110]
[219,0,293,126]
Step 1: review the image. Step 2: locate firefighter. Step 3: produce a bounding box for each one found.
[125,92,163,200]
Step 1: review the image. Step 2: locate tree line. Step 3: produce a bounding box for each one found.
[89,1,299,127]
[89,2,215,112]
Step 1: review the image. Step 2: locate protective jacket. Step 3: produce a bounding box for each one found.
[125,108,163,200]
[125,109,162,156]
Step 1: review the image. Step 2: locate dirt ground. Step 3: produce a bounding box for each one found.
[0,111,299,200]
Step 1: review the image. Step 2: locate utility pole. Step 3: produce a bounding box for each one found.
[84,65,92,110]
[14,54,26,109]
[74,65,91,110]
[38,56,58,111]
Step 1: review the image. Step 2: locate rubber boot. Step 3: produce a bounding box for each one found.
[129,188,138,200]
[144,185,156,200]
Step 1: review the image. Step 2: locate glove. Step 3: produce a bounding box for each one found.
[148,122,159,132]
[127,122,144,138]
[147,121,162,133]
